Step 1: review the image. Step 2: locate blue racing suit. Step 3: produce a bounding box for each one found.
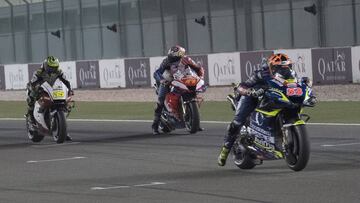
[223,65,272,149]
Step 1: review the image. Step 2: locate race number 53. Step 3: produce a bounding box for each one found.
[286,88,303,96]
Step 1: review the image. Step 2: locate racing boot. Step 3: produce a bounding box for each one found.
[218,122,241,166]
[151,120,160,135]
[152,103,163,135]
[217,146,230,166]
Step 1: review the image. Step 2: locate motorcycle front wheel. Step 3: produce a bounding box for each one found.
[184,101,200,134]
[285,124,310,171]
[52,111,67,144]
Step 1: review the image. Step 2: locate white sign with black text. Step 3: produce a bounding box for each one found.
[208,52,241,86]
[99,59,126,88]
[4,64,29,90]
[60,61,78,89]
[351,46,360,83]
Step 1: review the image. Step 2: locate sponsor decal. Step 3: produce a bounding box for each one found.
[240,51,273,81]
[76,61,100,88]
[99,59,125,88]
[312,47,352,85]
[208,52,241,86]
[4,64,29,90]
[124,58,151,88]
[0,65,5,90]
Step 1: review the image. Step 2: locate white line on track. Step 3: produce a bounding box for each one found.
[91,182,166,190]
[31,142,81,148]
[2,117,360,126]
[26,156,87,163]
[321,142,360,147]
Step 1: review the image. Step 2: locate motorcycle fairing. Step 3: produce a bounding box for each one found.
[249,111,283,159]
[34,101,48,130]
[41,79,68,101]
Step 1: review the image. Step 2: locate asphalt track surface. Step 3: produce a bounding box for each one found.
[0,120,359,203]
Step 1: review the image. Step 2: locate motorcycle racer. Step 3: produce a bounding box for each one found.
[217,53,316,166]
[26,56,73,140]
[151,45,205,135]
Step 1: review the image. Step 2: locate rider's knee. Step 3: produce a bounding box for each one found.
[227,121,241,135]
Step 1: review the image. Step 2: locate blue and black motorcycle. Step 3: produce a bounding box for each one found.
[227,77,316,171]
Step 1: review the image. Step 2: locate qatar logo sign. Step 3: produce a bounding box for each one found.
[312,48,352,85]
[76,61,100,88]
[4,64,29,90]
[240,51,273,82]
[0,65,4,90]
[99,59,125,88]
[208,52,241,86]
[124,58,151,88]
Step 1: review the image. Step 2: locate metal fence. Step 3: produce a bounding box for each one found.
[0,0,359,64]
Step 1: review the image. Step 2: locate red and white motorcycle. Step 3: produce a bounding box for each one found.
[155,67,206,134]
[26,78,74,143]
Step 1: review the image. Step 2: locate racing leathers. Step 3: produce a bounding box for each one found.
[26,67,72,123]
[151,56,204,134]
[218,64,272,166]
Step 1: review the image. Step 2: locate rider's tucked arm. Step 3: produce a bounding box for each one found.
[58,71,72,91]
[237,71,262,96]
[181,56,204,78]
[153,59,169,82]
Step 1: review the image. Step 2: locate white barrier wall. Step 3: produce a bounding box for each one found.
[4,64,28,90]
[208,52,241,86]
[99,59,126,88]
[60,61,78,89]
[1,45,360,90]
[149,56,164,87]
[275,49,313,80]
[351,46,360,83]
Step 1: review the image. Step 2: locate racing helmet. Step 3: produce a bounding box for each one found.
[43,56,60,74]
[167,45,186,61]
[268,53,293,80]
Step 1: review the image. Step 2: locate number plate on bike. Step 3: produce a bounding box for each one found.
[286,87,303,96]
[52,90,65,99]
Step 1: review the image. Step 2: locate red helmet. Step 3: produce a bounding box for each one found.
[268,53,293,79]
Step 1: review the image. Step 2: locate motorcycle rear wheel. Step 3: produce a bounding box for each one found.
[232,141,256,169]
[184,101,200,134]
[52,111,67,144]
[285,125,310,171]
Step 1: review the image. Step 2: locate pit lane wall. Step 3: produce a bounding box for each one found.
[0,46,359,90]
